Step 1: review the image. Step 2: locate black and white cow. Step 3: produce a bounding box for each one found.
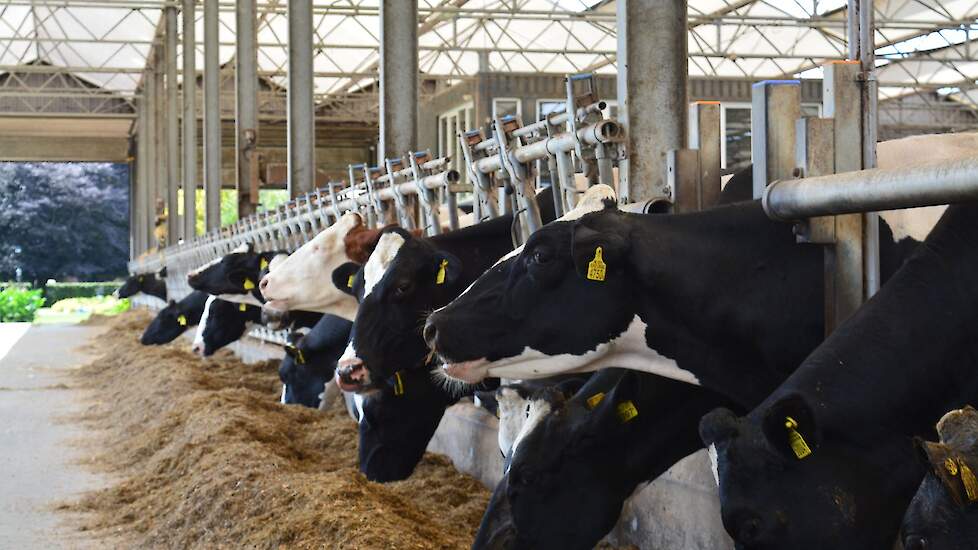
[116,267,167,301]
[474,369,735,550]
[190,295,263,357]
[140,290,209,345]
[187,243,285,307]
[278,313,353,408]
[902,406,978,550]
[700,203,978,549]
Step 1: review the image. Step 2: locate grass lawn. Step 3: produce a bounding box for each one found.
[33,308,91,325]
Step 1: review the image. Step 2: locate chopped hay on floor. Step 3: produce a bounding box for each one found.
[61,309,489,549]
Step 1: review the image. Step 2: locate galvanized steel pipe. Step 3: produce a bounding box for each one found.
[473,119,622,175]
[763,157,978,221]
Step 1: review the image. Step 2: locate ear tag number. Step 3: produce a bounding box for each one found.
[435,259,449,285]
[586,392,605,410]
[260,258,269,270]
[347,274,355,288]
[177,315,187,326]
[243,278,256,290]
[393,371,405,396]
[239,303,247,312]
[785,417,812,459]
[587,247,607,282]
[616,400,638,423]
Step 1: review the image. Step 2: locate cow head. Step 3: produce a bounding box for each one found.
[193,298,255,356]
[334,228,462,393]
[902,406,978,550]
[701,394,915,549]
[187,242,270,296]
[258,212,366,318]
[279,333,328,408]
[425,189,634,384]
[141,299,191,345]
[116,273,147,298]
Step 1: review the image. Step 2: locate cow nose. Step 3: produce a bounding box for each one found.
[258,275,270,295]
[423,318,438,349]
[904,536,927,550]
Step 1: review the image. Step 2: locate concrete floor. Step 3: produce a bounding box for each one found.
[0,323,107,549]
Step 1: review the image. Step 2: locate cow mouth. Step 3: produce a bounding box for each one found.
[336,360,372,393]
[262,299,290,312]
[440,357,490,383]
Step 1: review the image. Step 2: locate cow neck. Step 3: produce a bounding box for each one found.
[761,203,978,442]
[627,201,825,407]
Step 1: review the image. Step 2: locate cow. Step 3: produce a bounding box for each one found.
[699,203,978,549]
[474,369,735,550]
[278,313,353,408]
[902,406,978,550]
[190,296,263,357]
[140,290,209,345]
[330,185,586,393]
[258,212,379,321]
[116,267,167,301]
[187,243,285,307]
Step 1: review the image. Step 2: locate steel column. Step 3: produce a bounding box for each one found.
[154,46,166,244]
[236,0,258,218]
[144,63,159,248]
[136,95,149,255]
[616,0,687,203]
[165,6,180,243]
[288,0,315,198]
[751,80,800,198]
[859,0,881,298]
[182,0,197,241]
[379,0,418,160]
[203,0,222,230]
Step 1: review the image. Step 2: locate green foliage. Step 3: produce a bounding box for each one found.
[0,286,45,322]
[50,296,130,316]
[177,189,293,236]
[43,281,123,303]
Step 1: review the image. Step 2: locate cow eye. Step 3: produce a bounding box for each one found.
[394,281,413,296]
[530,249,551,265]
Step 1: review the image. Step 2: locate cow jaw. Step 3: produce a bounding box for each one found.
[441,358,490,384]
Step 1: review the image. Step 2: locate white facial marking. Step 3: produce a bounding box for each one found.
[216,293,264,307]
[362,232,406,298]
[496,388,530,457]
[338,340,357,366]
[280,384,288,404]
[478,316,700,385]
[507,398,553,471]
[257,212,362,318]
[191,295,217,352]
[709,443,720,487]
[353,392,365,424]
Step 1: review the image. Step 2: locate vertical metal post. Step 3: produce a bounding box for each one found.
[751,80,800,197]
[165,6,180,243]
[288,0,315,198]
[144,63,159,247]
[236,0,258,217]
[616,0,687,204]
[182,0,197,241]
[203,0,221,231]
[859,0,881,297]
[154,46,166,243]
[379,0,418,160]
[688,101,722,209]
[136,95,149,254]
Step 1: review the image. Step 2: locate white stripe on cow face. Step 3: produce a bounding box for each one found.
[482,316,701,386]
[506,398,553,473]
[709,443,720,487]
[280,384,288,404]
[191,295,217,354]
[188,242,251,278]
[353,392,365,424]
[496,388,530,457]
[362,232,406,299]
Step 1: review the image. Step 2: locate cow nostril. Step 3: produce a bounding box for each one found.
[259,276,269,293]
[423,319,438,349]
[905,536,927,550]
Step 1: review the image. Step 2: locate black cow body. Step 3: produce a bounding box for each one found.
[117,271,167,301]
[700,203,978,549]
[279,313,353,408]
[140,290,209,345]
[903,406,978,550]
[335,187,556,393]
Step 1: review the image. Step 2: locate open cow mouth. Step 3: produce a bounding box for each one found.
[335,359,372,392]
[440,357,491,384]
[262,299,290,312]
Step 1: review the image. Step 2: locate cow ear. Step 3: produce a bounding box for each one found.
[157,266,167,278]
[331,262,361,296]
[761,393,820,461]
[433,252,462,287]
[168,299,176,307]
[699,407,742,446]
[475,391,500,418]
[570,223,630,282]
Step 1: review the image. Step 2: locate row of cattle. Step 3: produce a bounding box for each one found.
[122,135,977,549]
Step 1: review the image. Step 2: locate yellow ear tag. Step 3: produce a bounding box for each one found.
[946,457,959,476]
[435,259,449,285]
[616,400,638,423]
[177,314,187,326]
[260,258,269,270]
[393,371,405,396]
[239,303,247,312]
[959,460,978,502]
[587,247,607,282]
[347,274,355,288]
[138,276,144,283]
[243,278,255,290]
[586,392,605,410]
[785,417,812,459]
[295,348,306,365]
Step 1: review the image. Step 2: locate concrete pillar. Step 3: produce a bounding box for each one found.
[165,6,180,243]
[182,0,197,240]
[144,63,158,248]
[135,94,149,255]
[203,0,221,230]
[236,0,258,216]
[154,46,166,245]
[379,0,418,160]
[288,0,315,197]
[616,0,688,204]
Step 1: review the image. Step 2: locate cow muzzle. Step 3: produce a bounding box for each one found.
[336,357,371,392]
